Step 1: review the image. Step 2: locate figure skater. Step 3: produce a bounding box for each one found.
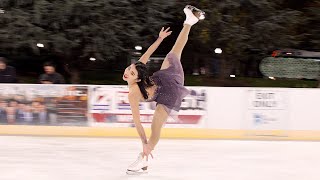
[123,5,205,174]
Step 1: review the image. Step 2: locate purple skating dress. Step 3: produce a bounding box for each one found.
[147,52,190,115]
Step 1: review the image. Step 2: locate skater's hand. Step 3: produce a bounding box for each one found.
[142,143,154,161]
[159,27,172,39]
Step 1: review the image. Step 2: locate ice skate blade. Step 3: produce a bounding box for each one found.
[126,166,148,175]
[126,169,148,175]
[198,12,205,20]
[185,5,205,20]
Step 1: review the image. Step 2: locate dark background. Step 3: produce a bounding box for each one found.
[0,0,319,86]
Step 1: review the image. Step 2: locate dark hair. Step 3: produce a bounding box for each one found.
[43,61,56,68]
[0,57,7,64]
[134,61,154,99]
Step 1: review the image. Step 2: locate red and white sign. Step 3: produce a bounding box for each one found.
[88,86,207,128]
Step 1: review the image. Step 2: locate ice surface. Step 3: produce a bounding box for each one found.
[0,136,319,180]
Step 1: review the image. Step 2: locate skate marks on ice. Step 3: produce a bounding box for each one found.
[0,136,320,180]
[0,136,170,180]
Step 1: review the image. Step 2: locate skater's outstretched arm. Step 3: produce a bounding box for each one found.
[139,27,172,64]
[128,90,148,144]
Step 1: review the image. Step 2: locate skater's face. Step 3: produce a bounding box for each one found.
[123,64,139,84]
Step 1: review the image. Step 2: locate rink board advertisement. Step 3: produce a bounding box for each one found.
[88,86,207,128]
[0,84,88,126]
[244,89,289,138]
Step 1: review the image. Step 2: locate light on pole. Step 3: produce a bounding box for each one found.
[135,46,142,51]
[37,43,44,48]
[214,48,222,54]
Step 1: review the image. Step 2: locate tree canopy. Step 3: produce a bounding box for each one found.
[0,0,175,69]
[0,0,319,81]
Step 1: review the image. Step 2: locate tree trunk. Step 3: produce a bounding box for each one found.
[218,54,230,79]
[192,54,200,75]
[69,68,80,84]
[63,62,80,84]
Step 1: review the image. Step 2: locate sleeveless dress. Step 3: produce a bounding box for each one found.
[147,52,190,115]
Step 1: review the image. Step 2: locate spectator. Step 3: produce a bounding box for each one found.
[0,100,8,124]
[38,62,65,84]
[34,103,48,125]
[6,106,16,124]
[16,102,26,124]
[7,99,19,124]
[45,97,57,125]
[21,104,34,124]
[0,57,17,83]
[39,74,53,84]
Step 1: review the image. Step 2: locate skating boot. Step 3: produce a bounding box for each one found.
[184,5,206,26]
[126,153,148,175]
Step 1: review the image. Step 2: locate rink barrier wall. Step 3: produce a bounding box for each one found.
[0,84,320,140]
[1,126,320,141]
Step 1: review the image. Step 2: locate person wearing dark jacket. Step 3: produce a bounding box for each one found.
[0,57,17,83]
[38,62,65,84]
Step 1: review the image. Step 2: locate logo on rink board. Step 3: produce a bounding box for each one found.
[248,91,286,110]
[89,86,207,128]
[245,89,289,132]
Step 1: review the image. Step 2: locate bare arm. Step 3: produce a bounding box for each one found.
[128,91,147,144]
[139,27,172,64]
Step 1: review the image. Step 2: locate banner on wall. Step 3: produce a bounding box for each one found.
[0,85,88,126]
[88,86,207,128]
[245,89,289,136]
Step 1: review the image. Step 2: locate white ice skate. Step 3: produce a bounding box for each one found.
[126,153,148,175]
[184,5,206,26]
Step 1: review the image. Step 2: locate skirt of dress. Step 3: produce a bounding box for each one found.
[150,52,190,117]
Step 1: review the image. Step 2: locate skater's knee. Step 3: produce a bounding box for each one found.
[168,50,181,61]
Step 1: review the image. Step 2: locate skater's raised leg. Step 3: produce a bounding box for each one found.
[161,5,205,69]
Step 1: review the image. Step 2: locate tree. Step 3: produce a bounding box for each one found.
[0,0,175,83]
[173,0,306,78]
[1,0,317,83]
[301,0,320,87]
[303,0,320,50]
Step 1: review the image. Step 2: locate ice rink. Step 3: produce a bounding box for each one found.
[0,136,319,180]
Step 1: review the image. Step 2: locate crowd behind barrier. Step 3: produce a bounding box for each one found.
[0,57,65,84]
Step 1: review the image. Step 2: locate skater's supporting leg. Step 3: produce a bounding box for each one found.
[126,105,167,173]
[148,104,168,149]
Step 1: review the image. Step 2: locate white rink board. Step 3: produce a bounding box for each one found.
[206,87,245,129]
[206,87,320,130]
[288,89,320,130]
